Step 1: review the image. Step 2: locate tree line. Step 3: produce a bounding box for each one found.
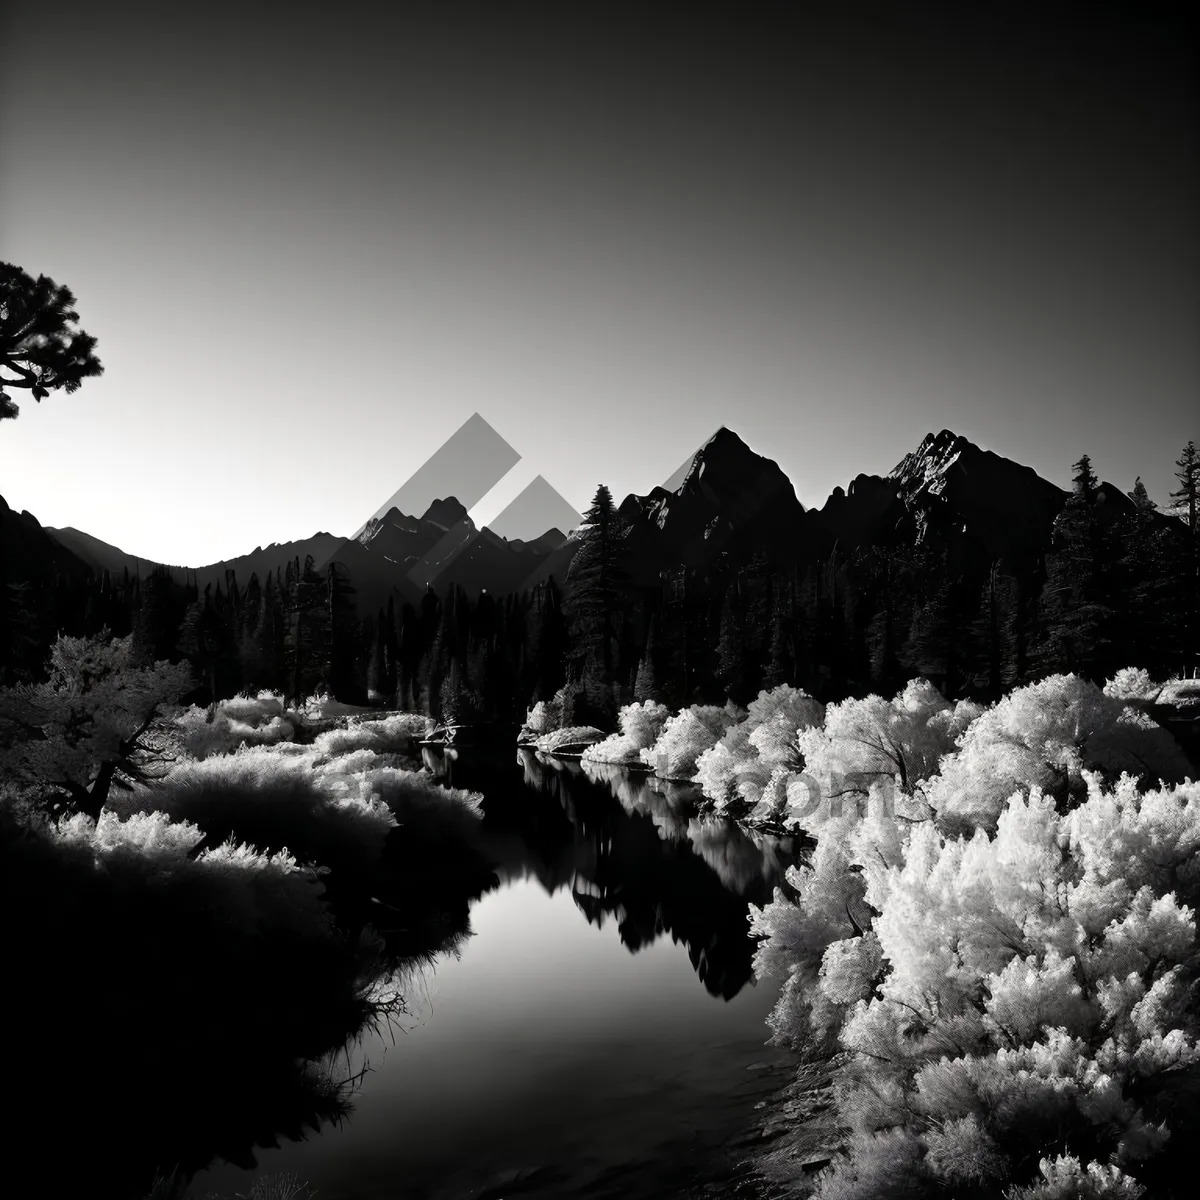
[1,441,1195,728]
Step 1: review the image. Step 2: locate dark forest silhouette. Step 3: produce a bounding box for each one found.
[3,437,1198,731]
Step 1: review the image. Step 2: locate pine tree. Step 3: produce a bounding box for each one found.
[634,613,664,703]
[530,576,568,702]
[1037,454,1116,679]
[1112,478,1180,674]
[964,564,1018,700]
[324,560,358,701]
[1170,440,1200,673]
[1,261,103,420]
[716,580,749,704]
[130,567,184,666]
[763,579,795,689]
[284,556,328,703]
[565,484,628,684]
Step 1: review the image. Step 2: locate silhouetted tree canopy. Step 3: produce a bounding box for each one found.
[0,262,103,420]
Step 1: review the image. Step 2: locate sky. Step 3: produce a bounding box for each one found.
[1,1,1196,565]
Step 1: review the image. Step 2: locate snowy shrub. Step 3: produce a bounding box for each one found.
[1157,676,1200,716]
[312,713,432,759]
[37,805,334,945]
[109,745,397,876]
[216,690,289,724]
[534,725,606,754]
[794,680,969,825]
[753,767,1200,1198]
[174,705,297,760]
[519,696,563,742]
[927,674,1191,834]
[303,692,379,720]
[695,685,825,815]
[1104,668,1161,705]
[582,700,672,765]
[642,704,739,780]
[0,631,194,809]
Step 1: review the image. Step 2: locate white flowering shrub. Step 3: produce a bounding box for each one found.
[1104,668,1161,706]
[303,691,378,720]
[216,690,289,724]
[519,696,564,742]
[534,724,606,754]
[312,712,432,759]
[174,705,297,760]
[582,700,672,765]
[642,704,739,780]
[0,632,194,814]
[40,806,333,942]
[108,744,398,876]
[927,675,1191,835]
[794,681,973,826]
[694,685,825,816]
[752,770,1200,1198]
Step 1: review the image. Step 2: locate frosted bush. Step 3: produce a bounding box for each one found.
[41,807,333,943]
[520,697,564,741]
[217,691,288,724]
[175,705,297,760]
[754,764,1200,1197]
[1104,668,1160,705]
[53,808,205,867]
[927,674,1191,834]
[0,632,194,805]
[303,692,379,720]
[312,713,432,759]
[1157,676,1200,715]
[1007,1156,1148,1199]
[534,725,606,754]
[111,745,398,874]
[582,700,671,765]
[783,681,966,834]
[642,704,738,780]
[695,686,825,811]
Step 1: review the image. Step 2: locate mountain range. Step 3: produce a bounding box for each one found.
[3,427,1153,618]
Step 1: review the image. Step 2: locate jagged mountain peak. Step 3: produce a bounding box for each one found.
[421,496,470,530]
[677,425,800,504]
[890,429,976,497]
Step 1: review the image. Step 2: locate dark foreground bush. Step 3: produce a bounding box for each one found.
[1,800,375,1198]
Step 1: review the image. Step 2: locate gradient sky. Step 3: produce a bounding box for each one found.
[1,1,1195,565]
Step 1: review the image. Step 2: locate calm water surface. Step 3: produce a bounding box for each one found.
[193,750,801,1199]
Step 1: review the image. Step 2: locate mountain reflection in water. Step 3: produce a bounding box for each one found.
[422,747,799,1001]
[183,749,803,1200]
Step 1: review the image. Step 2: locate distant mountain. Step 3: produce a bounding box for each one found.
[27,426,1159,622]
[798,429,1148,575]
[617,427,807,583]
[486,474,582,543]
[799,429,1072,571]
[2,495,92,584]
[46,525,168,580]
[1,494,93,677]
[352,411,520,538]
[189,532,346,595]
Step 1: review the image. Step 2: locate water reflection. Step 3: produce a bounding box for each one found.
[423,747,800,1000]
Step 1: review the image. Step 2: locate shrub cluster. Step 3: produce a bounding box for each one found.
[748,671,1197,1199]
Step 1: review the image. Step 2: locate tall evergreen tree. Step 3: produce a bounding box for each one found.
[716,579,749,704]
[565,484,628,684]
[633,612,664,703]
[530,576,568,702]
[1037,454,1116,679]
[1170,440,1200,672]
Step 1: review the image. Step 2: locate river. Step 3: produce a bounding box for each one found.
[190,748,801,1199]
